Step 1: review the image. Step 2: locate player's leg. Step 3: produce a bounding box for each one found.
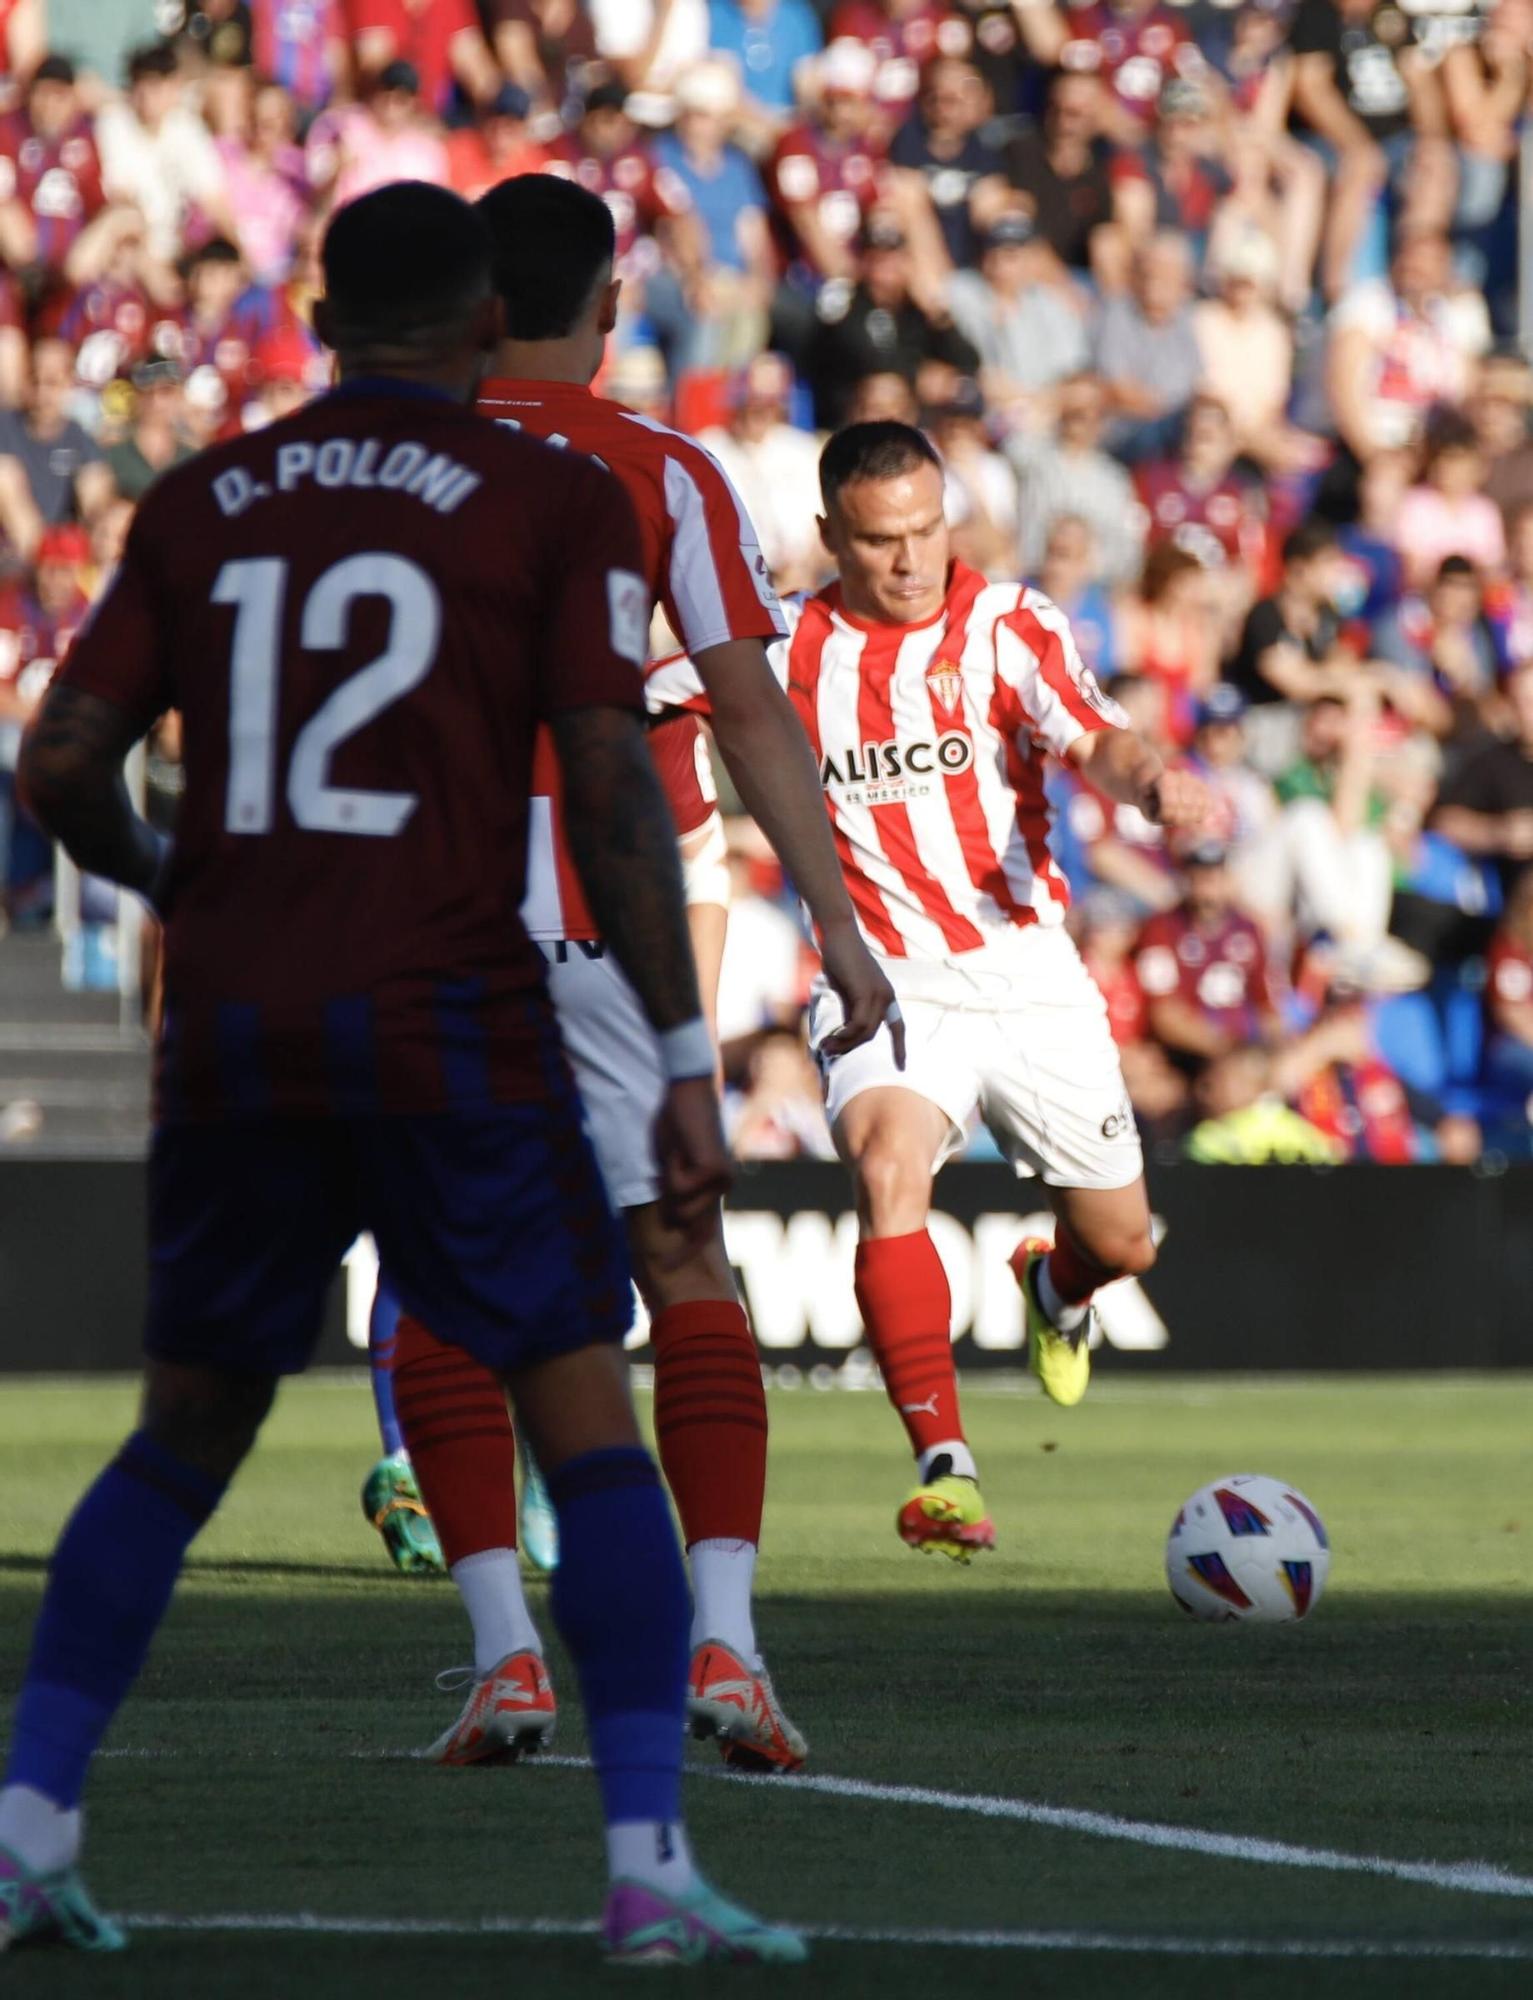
[625,1199,805,1774]
[0,1120,353,1955]
[388,1310,552,1764]
[832,1082,994,1559]
[362,1275,446,1575]
[367,1095,804,1964]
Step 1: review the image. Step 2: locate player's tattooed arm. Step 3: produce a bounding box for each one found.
[18,684,166,902]
[552,704,705,1032]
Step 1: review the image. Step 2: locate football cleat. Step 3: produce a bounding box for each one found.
[896,1471,996,1563]
[602,1877,807,1966]
[517,1440,559,1574]
[0,1847,125,1954]
[426,1650,557,1766]
[687,1642,807,1774]
[1011,1237,1093,1408]
[361,1453,446,1575]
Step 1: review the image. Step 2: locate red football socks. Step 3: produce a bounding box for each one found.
[651,1301,766,1547]
[853,1231,965,1461]
[1046,1225,1110,1306]
[390,1314,518,1566]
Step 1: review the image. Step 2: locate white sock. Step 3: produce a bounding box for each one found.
[0,1785,81,1874]
[688,1539,759,1667]
[918,1438,977,1483]
[606,1819,697,1896]
[451,1548,542,1673]
[1034,1256,1090,1335]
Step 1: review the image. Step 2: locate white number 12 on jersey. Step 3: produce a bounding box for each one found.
[214,552,441,837]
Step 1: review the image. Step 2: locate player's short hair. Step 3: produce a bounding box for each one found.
[477,177,616,341]
[321,182,491,351]
[819,421,942,514]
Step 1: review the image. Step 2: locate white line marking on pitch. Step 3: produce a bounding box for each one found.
[120,1914,1533,1962]
[99,1748,1533,1903]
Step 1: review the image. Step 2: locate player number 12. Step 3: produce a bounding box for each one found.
[214,552,441,837]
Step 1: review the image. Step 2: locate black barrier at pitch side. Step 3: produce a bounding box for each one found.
[1,1159,1529,1373]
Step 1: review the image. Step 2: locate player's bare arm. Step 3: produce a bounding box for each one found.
[552,702,732,1237]
[695,634,901,1064]
[19,683,165,902]
[1068,726,1209,833]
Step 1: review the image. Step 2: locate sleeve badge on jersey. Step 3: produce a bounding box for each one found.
[1077,664,1118,719]
[607,567,650,666]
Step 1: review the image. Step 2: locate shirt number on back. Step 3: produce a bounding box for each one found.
[214,553,441,837]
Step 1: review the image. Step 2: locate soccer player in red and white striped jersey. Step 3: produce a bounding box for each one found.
[655,422,1208,1558]
[379,176,897,1776]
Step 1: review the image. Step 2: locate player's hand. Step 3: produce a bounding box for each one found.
[654,1075,733,1243]
[818,918,906,1068]
[1144,767,1210,834]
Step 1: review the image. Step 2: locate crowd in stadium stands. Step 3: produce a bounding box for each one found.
[3,0,1533,1165]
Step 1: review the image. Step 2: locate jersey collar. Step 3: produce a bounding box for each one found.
[824,562,980,636]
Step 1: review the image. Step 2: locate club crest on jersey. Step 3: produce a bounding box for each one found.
[925,657,964,713]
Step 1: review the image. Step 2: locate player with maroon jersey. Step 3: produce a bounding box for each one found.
[377,174,895,1778]
[651,423,1208,1559]
[0,182,803,1969]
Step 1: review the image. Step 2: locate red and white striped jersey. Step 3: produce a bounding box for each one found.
[648,561,1126,961]
[477,376,786,942]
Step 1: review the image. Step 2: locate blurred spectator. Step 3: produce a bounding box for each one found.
[1327,229,1488,468]
[827,0,964,127]
[1094,232,1202,462]
[591,0,712,107]
[1431,657,1533,896]
[251,0,349,113]
[1394,408,1505,588]
[1180,684,1279,875]
[1054,670,1176,909]
[1193,234,1324,475]
[1001,69,1122,291]
[159,2,256,71]
[1227,521,1358,744]
[1441,0,1530,282]
[1184,1046,1344,1162]
[1470,349,1533,533]
[1020,0,1200,146]
[488,0,599,115]
[651,58,775,370]
[843,368,919,424]
[1076,885,1149,1047]
[1288,0,1452,302]
[1112,77,1227,274]
[804,213,979,429]
[1013,370,1144,586]
[887,54,1006,274]
[0,55,111,286]
[1254,689,1422,980]
[1035,512,1117,678]
[1135,842,1283,1075]
[307,60,451,210]
[605,341,671,417]
[1373,555,1499,744]
[768,37,881,333]
[945,212,1089,428]
[247,320,329,427]
[0,337,113,557]
[104,358,198,501]
[1115,540,1221,745]
[930,377,1017,577]
[49,209,159,392]
[1487,498,1533,669]
[161,235,287,432]
[96,45,241,270]
[1483,866,1533,1093]
[699,351,825,591]
[445,83,547,199]
[208,72,309,287]
[728,1028,836,1159]
[348,0,501,114]
[716,835,808,1071]
[707,0,824,130]
[0,0,43,82]
[1336,445,1410,622]
[1135,393,1266,577]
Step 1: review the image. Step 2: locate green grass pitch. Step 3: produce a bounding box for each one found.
[2,1371,1531,1998]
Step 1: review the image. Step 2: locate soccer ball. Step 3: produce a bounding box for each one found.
[1165,1474,1330,1622]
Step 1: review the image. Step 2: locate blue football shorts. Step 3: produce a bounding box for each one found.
[143,1101,633,1378]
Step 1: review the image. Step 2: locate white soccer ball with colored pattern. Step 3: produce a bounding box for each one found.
[1165,1474,1330,1622]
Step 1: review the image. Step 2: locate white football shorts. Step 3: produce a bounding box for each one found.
[542,942,664,1211]
[807,926,1143,1191]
